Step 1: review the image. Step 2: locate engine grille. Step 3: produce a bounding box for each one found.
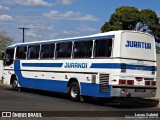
[99,74,109,93]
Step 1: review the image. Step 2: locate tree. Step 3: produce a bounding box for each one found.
[0,31,14,59]
[101,6,160,41]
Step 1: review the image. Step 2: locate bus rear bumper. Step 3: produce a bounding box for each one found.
[111,86,157,97]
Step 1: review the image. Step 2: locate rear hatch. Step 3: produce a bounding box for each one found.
[120,31,156,87]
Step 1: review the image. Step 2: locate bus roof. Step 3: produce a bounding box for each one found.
[7,30,154,48]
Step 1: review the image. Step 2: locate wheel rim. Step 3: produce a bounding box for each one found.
[71,86,78,98]
[12,80,18,89]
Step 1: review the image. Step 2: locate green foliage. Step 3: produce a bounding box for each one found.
[139,9,159,36]
[156,46,160,51]
[101,6,139,32]
[0,31,14,59]
[101,6,160,41]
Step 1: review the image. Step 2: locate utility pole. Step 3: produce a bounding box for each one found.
[18,27,29,43]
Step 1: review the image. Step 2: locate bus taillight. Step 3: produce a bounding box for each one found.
[145,81,150,86]
[151,81,156,86]
[127,80,134,85]
[119,79,126,85]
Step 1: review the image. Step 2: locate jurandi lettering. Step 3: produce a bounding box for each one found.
[64,63,87,68]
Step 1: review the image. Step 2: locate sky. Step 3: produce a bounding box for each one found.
[0,0,160,43]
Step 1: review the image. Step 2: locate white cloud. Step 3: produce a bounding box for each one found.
[0,5,10,11]
[48,33,61,39]
[26,30,37,37]
[0,14,14,21]
[78,26,97,32]
[63,30,79,35]
[57,0,75,5]
[43,10,99,22]
[14,0,52,7]
[62,26,97,36]
[27,24,54,31]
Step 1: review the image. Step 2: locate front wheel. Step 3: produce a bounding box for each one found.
[11,78,18,90]
[69,82,80,101]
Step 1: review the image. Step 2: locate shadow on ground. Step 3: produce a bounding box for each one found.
[6,87,160,109]
[85,97,159,109]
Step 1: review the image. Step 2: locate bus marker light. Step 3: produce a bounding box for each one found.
[65,75,68,79]
[86,77,91,82]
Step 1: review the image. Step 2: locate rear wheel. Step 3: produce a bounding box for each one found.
[11,78,18,90]
[69,82,80,101]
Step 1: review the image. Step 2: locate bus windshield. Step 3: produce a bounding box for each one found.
[4,48,14,66]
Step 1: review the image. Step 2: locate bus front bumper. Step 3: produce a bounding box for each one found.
[111,86,157,97]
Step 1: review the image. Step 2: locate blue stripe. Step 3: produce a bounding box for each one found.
[21,62,156,71]
[90,63,121,69]
[126,64,156,71]
[90,63,156,71]
[22,63,63,67]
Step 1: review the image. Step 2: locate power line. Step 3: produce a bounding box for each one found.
[0,0,29,15]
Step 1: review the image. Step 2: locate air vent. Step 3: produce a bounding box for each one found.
[99,74,109,93]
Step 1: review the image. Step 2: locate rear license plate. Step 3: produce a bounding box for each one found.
[135,89,146,92]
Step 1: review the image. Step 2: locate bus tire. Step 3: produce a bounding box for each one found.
[69,82,80,101]
[11,77,18,91]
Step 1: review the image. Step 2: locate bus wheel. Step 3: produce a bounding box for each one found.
[12,78,18,90]
[69,82,80,101]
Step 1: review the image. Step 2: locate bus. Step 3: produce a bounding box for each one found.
[2,30,157,101]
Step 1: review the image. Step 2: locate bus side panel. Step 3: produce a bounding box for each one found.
[14,60,68,93]
[14,60,112,98]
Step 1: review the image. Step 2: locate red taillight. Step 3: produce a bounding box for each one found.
[151,81,156,86]
[145,81,150,86]
[136,77,143,82]
[127,80,134,85]
[119,79,126,85]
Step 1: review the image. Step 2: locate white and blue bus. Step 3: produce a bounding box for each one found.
[2,30,157,101]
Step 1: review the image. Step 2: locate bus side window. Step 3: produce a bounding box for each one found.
[41,44,55,59]
[94,39,112,57]
[27,45,40,59]
[73,41,92,58]
[56,42,72,58]
[16,46,27,59]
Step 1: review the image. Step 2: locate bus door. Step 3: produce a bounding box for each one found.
[2,48,14,84]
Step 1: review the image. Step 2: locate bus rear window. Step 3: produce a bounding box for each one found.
[94,39,112,57]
